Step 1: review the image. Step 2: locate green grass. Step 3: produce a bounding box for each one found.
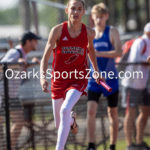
[22,137,150,150]
[97,137,150,150]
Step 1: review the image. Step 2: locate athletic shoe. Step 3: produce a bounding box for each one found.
[108,148,115,150]
[70,111,78,134]
[126,143,137,150]
[86,148,95,150]
[136,142,150,150]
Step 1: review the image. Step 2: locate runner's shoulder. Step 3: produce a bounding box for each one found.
[50,23,63,36]
[86,26,95,38]
[110,26,119,34]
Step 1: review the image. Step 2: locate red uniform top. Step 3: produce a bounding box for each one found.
[51,21,88,99]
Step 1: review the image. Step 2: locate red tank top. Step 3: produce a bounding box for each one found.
[52,21,88,81]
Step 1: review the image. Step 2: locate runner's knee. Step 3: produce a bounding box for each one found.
[87,107,97,117]
[60,107,70,117]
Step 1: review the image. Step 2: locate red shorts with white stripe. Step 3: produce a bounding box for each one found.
[51,79,87,100]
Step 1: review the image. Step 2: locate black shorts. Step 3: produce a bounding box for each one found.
[87,90,118,108]
[121,87,150,108]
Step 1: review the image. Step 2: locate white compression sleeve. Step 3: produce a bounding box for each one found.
[52,98,64,128]
[55,89,82,150]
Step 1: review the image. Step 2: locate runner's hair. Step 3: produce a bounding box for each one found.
[91,2,109,15]
[67,0,85,8]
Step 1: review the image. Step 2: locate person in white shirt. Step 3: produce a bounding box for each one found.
[147,56,150,63]
[1,31,41,63]
[0,31,41,149]
[121,23,150,150]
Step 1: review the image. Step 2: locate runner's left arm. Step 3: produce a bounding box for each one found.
[87,27,104,84]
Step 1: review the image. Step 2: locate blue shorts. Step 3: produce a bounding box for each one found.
[88,79,119,96]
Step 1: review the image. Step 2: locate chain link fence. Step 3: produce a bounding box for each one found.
[0,63,149,150]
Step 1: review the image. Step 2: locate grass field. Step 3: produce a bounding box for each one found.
[25,137,150,150]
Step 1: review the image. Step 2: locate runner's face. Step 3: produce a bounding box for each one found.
[66,1,85,23]
[92,13,108,28]
[30,39,38,51]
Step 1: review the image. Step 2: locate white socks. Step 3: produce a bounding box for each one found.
[52,89,82,150]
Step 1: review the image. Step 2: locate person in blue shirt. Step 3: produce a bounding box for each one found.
[86,3,122,150]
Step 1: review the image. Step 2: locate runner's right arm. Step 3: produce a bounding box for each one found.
[40,24,62,92]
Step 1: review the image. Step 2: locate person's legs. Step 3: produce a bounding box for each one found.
[107,92,119,150]
[136,89,150,148]
[0,116,5,149]
[55,89,82,150]
[10,110,24,149]
[86,90,100,150]
[136,106,150,145]
[121,87,140,150]
[0,96,4,147]
[87,101,98,149]
[107,107,118,148]
[52,98,64,129]
[124,107,136,146]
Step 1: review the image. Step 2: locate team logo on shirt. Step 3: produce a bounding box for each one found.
[62,36,68,41]
[61,46,84,55]
[64,54,79,64]
[94,42,108,48]
[61,46,84,64]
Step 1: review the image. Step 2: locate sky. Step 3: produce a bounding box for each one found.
[0,0,18,10]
